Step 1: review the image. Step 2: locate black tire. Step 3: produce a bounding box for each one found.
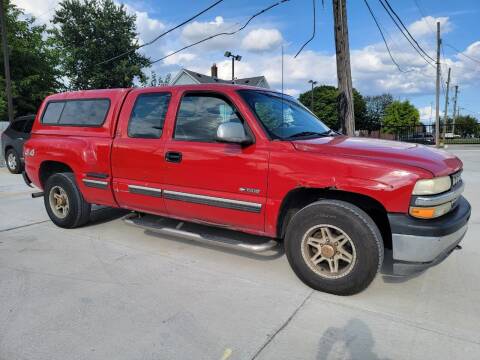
[44,172,91,228]
[5,148,22,174]
[285,200,384,296]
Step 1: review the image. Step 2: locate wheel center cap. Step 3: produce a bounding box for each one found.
[321,244,335,258]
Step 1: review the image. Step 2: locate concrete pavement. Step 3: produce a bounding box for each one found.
[0,147,479,360]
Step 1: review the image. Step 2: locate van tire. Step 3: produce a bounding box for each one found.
[44,172,91,228]
[285,200,383,296]
[6,148,22,174]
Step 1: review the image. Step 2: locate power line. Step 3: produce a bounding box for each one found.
[444,43,480,65]
[294,0,316,58]
[150,0,290,65]
[459,107,480,118]
[382,0,435,62]
[413,0,480,67]
[96,0,226,66]
[377,0,435,68]
[412,0,435,32]
[363,0,411,73]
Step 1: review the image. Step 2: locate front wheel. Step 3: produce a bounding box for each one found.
[44,172,91,228]
[285,200,384,295]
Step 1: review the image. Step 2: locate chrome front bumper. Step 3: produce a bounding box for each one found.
[392,224,468,263]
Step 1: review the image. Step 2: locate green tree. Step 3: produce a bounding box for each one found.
[141,71,171,87]
[383,100,420,133]
[51,0,149,90]
[363,94,394,132]
[454,115,479,137]
[298,85,366,130]
[0,1,60,120]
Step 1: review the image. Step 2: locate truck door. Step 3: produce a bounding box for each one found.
[162,91,269,232]
[111,89,173,215]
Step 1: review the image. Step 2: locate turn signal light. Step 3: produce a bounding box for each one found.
[409,202,452,219]
[409,207,436,219]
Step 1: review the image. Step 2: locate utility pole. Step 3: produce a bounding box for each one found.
[333,0,354,136]
[452,85,458,135]
[442,67,451,142]
[308,80,317,111]
[0,1,13,123]
[434,21,441,148]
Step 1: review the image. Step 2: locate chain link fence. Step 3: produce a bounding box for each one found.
[358,123,480,145]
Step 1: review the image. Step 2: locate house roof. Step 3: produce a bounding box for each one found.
[173,69,269,88]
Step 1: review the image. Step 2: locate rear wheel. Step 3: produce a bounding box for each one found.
[285,200,383,295]
[44,172,91,228]
[6,149,21,174]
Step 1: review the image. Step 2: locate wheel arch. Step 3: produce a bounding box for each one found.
[276,187,392,249]
[4,144,14,156]
[39,160,74,187]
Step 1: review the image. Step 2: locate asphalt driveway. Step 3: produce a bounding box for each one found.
[0,146,479,360]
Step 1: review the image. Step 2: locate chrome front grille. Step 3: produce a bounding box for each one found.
[451,170,462,188]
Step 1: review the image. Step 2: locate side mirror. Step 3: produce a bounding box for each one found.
[216,122,253,146]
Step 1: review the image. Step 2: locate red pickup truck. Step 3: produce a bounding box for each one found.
[23,84,470,295]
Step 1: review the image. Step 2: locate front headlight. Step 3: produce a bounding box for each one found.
[412,176,451,195]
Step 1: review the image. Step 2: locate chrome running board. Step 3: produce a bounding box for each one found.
[123,213,278,253]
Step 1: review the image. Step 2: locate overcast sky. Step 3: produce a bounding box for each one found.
[12,0,480,122]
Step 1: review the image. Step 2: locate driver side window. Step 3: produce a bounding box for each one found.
[174,94,241,142]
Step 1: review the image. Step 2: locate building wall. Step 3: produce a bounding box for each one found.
[258,79,269,89]
[171,73,198,86]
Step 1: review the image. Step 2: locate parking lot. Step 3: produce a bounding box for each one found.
[0,146,479,360]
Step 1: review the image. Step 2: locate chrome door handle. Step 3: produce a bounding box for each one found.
[165,151,182,163]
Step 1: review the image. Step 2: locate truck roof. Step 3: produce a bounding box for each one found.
[45,83,273,101]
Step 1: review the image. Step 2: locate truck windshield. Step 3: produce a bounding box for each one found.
[238,90,333,140]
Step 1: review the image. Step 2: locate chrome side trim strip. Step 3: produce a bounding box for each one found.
[86,172,109,179]
[82,179,108,189]
[414,181,465,207]
[128,185,163,198]
[163,190,262,213]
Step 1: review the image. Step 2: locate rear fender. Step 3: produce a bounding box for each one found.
[25,135,117,207]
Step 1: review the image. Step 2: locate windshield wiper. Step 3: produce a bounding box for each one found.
[286,131,333,139]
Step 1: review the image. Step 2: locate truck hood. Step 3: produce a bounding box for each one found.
[292,136,462,177]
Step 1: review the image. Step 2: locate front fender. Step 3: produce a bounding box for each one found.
[264,147,431,237]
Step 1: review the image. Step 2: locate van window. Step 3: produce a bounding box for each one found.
[174,94,242,142]
[42,99,110,126]
[128,93,171,138]
[10,119,27,132]
[23,118,34,133]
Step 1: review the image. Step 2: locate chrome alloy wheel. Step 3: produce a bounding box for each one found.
[7,152,17,170]
[301,224,357,279]
[49,185,70,219]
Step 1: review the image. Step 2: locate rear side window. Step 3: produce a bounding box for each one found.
[128,93,171,138]
[41,99,110,126]
[10,119,27,132]
[23,119,34,133]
